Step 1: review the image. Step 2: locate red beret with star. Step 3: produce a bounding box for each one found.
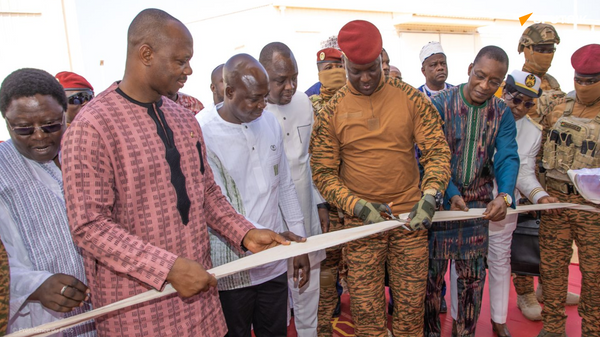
[55,71,94,91]
[338,20,383,65]
[571,44,600,75]
[316,48,342,63]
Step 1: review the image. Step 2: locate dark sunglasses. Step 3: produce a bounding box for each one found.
[67,91,94,105]
[7,115,65,136]
[507,92,536,109]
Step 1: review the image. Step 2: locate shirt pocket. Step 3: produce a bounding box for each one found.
[297,124,312,145]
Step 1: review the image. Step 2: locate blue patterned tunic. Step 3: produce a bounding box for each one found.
[429,85,519,259]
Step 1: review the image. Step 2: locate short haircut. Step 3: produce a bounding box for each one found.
[211,64,224,84]
[259,42,295,69]
[0,68,67,117]
[127,8,180,52]
[223,54,266,88]
[474,45,509,68]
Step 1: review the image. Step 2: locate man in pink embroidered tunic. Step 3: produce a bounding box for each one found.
[61,8,289,337]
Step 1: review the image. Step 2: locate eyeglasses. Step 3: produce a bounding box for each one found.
[67,91,94,105]
[532,45,556,54]
[506,92,536,109]
[7,115,65,136]
[472,70,502,89]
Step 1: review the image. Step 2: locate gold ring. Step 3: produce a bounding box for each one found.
[60,285,69,296]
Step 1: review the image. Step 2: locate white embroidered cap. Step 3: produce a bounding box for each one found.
[419,41,445,64]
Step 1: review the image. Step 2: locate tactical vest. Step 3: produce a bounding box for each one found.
[542,97,600,180]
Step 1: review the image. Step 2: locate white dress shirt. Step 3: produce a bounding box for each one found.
[197,105,306,286]
[0,158,64,335]
[266,91,326,263]
[491,115,549,229]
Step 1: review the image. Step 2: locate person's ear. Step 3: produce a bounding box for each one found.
[210,83,216,94]
[139,44,153,66]
[467,63,474,76]
[225,86,235,99]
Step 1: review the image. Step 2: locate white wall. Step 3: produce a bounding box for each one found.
[1,0,599,141]
[0,0,71,140]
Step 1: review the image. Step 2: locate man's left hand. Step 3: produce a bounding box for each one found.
[318,207,330,233]
[483,196,508,221]
[407,194,436,230]
[242,228,290,253]
[292,254,311,288]
[279,231,307,243]
[538,195,561,216]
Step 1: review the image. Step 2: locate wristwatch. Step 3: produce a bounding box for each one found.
[424,189,443,209]
[497,192,513,207]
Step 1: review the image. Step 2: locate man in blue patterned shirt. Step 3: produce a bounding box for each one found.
[424,46,520,337]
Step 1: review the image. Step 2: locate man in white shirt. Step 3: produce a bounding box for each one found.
[259,42,326,337]
[197,53,310,337]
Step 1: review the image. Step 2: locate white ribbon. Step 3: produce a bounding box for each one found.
[8,203,598,337]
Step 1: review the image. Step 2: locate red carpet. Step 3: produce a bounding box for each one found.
[284,264,582,336]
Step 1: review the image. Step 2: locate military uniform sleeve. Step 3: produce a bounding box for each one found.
[412,89,452,193]
[493,107,520,208]
[310,97,360,215]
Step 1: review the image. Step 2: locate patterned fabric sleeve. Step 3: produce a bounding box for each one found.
[310,92,360,215]
[62,118,178,291]
[493,107,520,208]
[0,238,9,336]
[410,86,452,193]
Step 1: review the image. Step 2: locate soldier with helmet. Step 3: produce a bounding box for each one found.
[513,23,580,322]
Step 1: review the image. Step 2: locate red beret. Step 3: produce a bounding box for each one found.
[55,71,94,91]
[317,48,342,63]
[338,20,382,65]
[571,44,600,75]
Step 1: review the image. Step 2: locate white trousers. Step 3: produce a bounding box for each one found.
[287,253,321,337]
[450,214,518,323]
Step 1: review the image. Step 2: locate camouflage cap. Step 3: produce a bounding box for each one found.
[518,23,560,54]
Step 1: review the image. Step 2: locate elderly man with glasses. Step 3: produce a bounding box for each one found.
[0,68,96,336]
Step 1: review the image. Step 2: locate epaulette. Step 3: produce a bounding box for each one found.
[525,115,543,131]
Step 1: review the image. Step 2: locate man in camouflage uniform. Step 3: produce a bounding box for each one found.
[311,20,451,336]
[307,47,348,337]
[536,44,600,337]
[512,22,580,321]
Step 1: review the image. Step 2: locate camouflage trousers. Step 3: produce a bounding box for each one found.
[513,274,535,295]
[539,184,600,336]
[0,238,9,335]
[425,257,486,337]
[345,216,428,336]
[317,208,346,337]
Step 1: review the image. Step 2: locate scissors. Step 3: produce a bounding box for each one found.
[381,204,413,231]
